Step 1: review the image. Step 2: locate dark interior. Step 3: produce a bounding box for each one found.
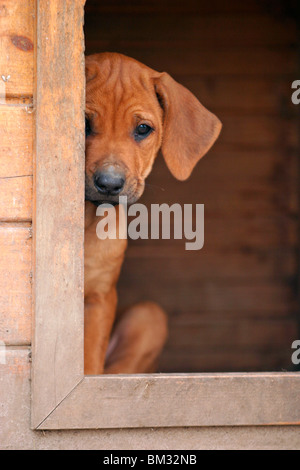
[84,0,300,373]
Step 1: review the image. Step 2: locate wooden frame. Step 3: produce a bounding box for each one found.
[31,0,300,430]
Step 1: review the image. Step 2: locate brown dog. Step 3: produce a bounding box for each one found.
[84,52,221,375]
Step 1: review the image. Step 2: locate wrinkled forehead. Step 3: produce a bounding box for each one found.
[85,55,157,110]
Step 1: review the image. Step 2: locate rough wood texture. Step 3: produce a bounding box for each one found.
[0,106,33,178]
[32,0,85,428]
[0,0,35,98]
[0,226,32,345]
[2,350,300,449]
[40,373,300,429]
[0,0,298,444]
[0,176,32,221]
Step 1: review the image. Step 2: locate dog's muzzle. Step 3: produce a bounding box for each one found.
[93,167,125,196]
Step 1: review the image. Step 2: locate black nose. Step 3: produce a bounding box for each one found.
[94,169,125,196]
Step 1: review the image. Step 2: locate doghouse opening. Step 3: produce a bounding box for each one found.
[84,0,300,373]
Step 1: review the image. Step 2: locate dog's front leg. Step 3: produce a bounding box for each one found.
[84,288,117,375]
[84,202,127,375]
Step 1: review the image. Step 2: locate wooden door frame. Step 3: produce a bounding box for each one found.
[31,0,300,430]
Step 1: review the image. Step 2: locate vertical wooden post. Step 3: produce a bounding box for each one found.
[32,0,85,428]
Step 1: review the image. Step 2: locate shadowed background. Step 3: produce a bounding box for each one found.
[84,0,300,373]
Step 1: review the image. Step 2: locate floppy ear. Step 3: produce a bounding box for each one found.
[154,73,222,181]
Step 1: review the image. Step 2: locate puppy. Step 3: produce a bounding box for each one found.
[84,52,221,375]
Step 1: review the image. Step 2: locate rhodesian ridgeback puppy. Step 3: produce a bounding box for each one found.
[84,52,222,375]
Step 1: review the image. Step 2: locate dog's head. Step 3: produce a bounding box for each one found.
[85,52,221,205]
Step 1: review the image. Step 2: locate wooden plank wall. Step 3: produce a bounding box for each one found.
[84,0,300,372]
[0,0,34,446]
[0,0,34,348]
[0,0,299,450]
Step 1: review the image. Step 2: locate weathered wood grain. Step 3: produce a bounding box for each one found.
[32,0,85,429]
[0,176,32,221]
[40,373,300,429]
[0,105,33,178]
[2,350,300,449]
[1,0,297,440]
[0,0,35,98]
[0,226,31,345]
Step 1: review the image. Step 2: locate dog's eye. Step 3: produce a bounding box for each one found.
[85,116,92,137]
[134,124,153,142]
